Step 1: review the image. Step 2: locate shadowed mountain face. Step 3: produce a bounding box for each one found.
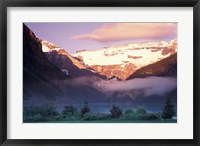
[23,24,69,102]
[42,43,106,79]
[23,24,177,112]
[127,53,177,80]
[73,40,177,80]
[23,24,107,104]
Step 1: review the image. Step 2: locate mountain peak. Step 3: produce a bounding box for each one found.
[41,40,87,69]
[73,39,177,80]
[41,40,63,53]
[40,38,177,80]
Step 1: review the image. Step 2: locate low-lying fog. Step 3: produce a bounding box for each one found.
[25,76,177,112]
[66,76,177,97]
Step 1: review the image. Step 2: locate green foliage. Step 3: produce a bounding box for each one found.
[32,114,42,121]
[124,109,134,114]
[80,101,90,117]
[82,113,112,121]
[121,107,161,121]
[62,105,77,120]
[136,107,147,115]
[110,104,123,119]
[62,105,77,114]
[23,105,59,122]
[138,113,161,121]
[64,112,81,120]
[23,104,165,122]
[121,113,138,120]
[121,108,136,120]
[162,98,175,120]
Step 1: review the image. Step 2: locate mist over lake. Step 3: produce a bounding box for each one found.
[23,23,177,123]
[68,76,177,96]
[24,76,177,113]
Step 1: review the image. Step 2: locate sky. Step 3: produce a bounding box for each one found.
[25,22,177,54]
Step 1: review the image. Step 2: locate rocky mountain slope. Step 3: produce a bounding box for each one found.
[127,53,177,80]
[73,40,177,80]
[23,24,69,102]
[23,25,177,107]
[42,40,106,79]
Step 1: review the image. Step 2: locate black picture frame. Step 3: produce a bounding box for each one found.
[0,0,199,145]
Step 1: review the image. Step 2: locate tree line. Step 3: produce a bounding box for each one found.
[23,98,175,122]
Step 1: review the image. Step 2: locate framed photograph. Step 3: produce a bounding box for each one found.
[0,0,199,145]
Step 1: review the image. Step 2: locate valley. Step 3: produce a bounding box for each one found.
[23,23,177,123]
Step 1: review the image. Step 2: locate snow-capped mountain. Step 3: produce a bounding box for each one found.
[73,40,177,80]
[42,40,62,52]
[23,25,70,101]
[24,25,177,110]
[127,53,177,80]
[41,39,177,80]
[41,40,86,69]
[73,40,177,66]
[41,40,106,79]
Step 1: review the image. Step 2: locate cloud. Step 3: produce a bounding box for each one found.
[71,23,177,42]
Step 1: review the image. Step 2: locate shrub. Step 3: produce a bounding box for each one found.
[82,113,98,120]
[62,105,77,120]
[39,105,59,119]
[121,113,138,120]
[124,109,134,114]
[82,113,112,121]
[110,104,123,119]
[121,107,161,121]
[138,113,160,121]
[136,107,146,115]
[23,105,59,122]
[121,109,136,120]
[32,114,42,121]
[62,105,77,115]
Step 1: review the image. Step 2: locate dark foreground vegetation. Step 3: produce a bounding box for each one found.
[23,99,176,123]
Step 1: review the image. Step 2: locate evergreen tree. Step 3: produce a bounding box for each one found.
[62,105,77,115]
[62,105,77,119]
[110,104,122,119]
[162,98,175,121]
[81,101,90,117]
